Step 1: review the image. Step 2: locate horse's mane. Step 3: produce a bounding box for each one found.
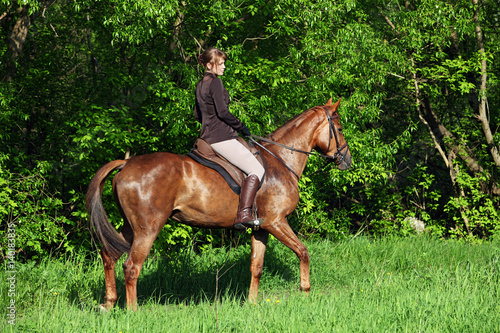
[266,106,323,142]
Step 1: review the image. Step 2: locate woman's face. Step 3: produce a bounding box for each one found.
[207,60,225,76]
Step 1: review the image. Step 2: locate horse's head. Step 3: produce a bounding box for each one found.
[315,98,352,170]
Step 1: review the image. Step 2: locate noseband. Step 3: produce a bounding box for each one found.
[248,107,349,179]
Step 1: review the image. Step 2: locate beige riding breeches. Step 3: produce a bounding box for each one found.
[211,139,265,181]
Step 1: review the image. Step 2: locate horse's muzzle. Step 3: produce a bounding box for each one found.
[336,149,352,170]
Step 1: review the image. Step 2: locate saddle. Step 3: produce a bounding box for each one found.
[187,137,265,195]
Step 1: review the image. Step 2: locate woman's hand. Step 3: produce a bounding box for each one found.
[241,125,251,137]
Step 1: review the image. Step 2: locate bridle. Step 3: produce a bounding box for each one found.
[247,107,349,179]
[323,106,349,165]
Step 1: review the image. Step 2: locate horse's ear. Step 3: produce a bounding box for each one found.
[325,98,333,106]
[330,98,342,112]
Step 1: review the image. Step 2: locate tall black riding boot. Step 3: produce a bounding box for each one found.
[234,174,262,230]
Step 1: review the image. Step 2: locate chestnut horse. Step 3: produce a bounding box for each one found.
[86,98,352,310]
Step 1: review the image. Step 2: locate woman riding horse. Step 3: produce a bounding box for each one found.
[194,47,265,230]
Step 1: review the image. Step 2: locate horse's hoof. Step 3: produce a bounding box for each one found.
[99,304,110,313]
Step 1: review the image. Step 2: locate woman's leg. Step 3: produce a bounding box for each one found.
[211,139,265,181]
[211,139,265,229]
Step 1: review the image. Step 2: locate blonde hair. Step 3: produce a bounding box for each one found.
[198,47,228,69]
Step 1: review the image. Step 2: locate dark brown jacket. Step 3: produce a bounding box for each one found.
[194,73,246,144]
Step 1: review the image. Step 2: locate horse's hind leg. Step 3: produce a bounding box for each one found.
[122,228,162,311]
[100,248,122,311]
[100,222,133,311]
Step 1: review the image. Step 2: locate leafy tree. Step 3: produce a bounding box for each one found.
[1,0,499,260]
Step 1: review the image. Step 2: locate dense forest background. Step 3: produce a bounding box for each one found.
[1,0,499,260]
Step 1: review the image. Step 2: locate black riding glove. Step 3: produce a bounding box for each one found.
[240,125,251,137]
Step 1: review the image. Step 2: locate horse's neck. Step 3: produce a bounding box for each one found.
[266,109,322,177]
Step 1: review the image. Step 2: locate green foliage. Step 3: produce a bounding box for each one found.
[291,174,350,240]
[444,164,500,239]
[0,156,76,260]
[151,222,194,254]
[1,0,500,259]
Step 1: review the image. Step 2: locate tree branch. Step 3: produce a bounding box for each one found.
[411,60,449,168]
[378,6,399,35]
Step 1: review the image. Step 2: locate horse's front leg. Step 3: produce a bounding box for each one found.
[248,229,269,303]
[266,220,310,294]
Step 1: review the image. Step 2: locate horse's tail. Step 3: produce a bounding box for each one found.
[86,159,131,259]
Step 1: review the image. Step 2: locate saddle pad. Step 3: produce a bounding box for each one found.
[187,152,243,195]
[187,137,265,195]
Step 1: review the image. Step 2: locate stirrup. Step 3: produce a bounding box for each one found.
[234,218,264,231]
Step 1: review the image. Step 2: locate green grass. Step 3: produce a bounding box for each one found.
[2,235,500,332]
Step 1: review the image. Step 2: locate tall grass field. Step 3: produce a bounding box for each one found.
[2,235,500,332]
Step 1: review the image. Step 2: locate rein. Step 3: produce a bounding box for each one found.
[247,135,301,179]
[247,107,349,179]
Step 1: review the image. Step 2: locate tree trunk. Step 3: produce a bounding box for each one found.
[2,5,31,82]
[413,73,471,234]
[412,53,500,196]
[420,96,485,174]
[473,0,500,167]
